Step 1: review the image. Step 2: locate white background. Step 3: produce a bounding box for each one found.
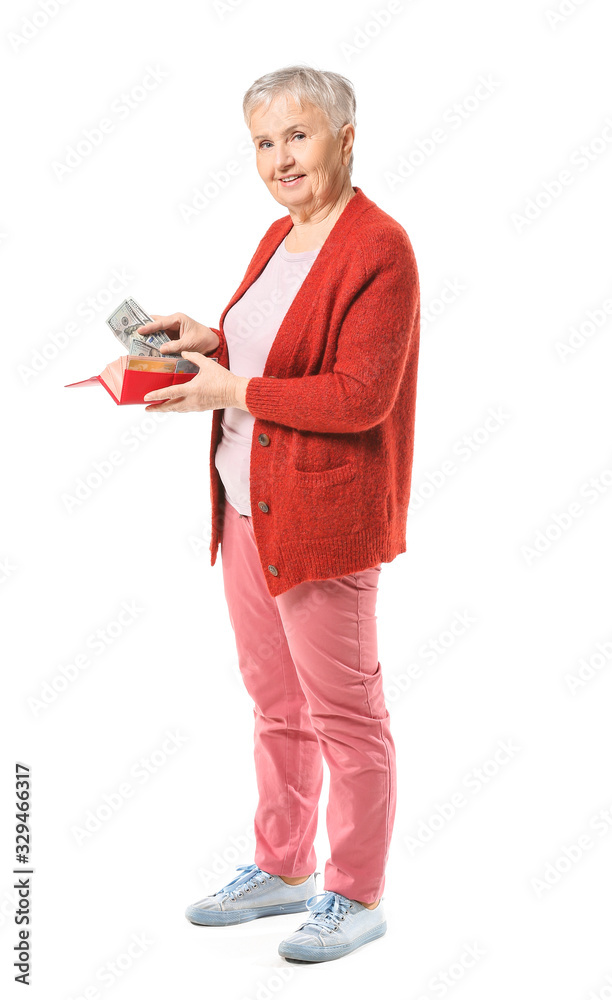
[2,0,612,996]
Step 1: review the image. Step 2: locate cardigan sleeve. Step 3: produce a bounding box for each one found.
[244,233,419,434]
[203,326,229,368]
[204,326,223,356]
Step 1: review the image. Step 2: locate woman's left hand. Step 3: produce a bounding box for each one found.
[143,352,243,413]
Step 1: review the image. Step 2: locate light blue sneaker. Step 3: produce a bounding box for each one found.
[185,864,319,926]
[278,890,386,962]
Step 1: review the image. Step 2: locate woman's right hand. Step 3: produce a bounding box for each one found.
[136,312,220,355]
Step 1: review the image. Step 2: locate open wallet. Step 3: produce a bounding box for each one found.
[65,354,218,405]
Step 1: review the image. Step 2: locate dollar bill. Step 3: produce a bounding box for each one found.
[127,335,164,357]
[127,324,171,351]
[106,300,143,349]
[143,332,171,349]
[125,298,150,324]
[107,298,171,351]
[127,334,202,368]
[126,299,172,348]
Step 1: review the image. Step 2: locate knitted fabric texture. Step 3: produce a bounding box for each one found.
[204,186,420,598]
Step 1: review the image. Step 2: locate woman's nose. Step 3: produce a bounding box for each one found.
[274,143,295,169]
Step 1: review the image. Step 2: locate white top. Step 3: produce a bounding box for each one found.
[214,236,320,515]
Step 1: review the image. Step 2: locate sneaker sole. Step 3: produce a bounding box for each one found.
[186,899,310,926]
[278,920,387,961]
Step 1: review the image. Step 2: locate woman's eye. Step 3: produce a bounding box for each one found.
[259,133,305,149]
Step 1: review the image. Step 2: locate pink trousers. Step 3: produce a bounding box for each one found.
[219,499,397,904]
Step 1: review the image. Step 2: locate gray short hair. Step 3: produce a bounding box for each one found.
[243,64,357,177]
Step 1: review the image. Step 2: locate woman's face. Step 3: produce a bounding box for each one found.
[250,93,353,214]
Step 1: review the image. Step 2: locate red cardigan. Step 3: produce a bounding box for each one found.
[204,186,420,597]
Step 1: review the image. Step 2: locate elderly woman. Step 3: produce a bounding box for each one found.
[139,64,420,963]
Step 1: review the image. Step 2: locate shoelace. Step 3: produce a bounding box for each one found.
[298,891,351,933]
[213,863,272,901]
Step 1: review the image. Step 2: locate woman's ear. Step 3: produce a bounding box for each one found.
[341,123,355,166]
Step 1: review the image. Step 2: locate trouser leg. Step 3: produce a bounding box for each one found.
[220,500,323,876]
[275,566,395,905]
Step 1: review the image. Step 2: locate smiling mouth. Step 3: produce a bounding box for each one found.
[278,175,305,184]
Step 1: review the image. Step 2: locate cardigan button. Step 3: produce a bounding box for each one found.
[258,433,270,446]
[258,501,269,513]
[268,565,279,576]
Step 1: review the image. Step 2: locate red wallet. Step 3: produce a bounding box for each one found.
[65,354,218,405]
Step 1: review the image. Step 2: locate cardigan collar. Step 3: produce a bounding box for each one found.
[218,186,375,334]
[274,184,374,254]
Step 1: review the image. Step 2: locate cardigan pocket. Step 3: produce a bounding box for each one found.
[292,460,356,488]
[282,458,360,540]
